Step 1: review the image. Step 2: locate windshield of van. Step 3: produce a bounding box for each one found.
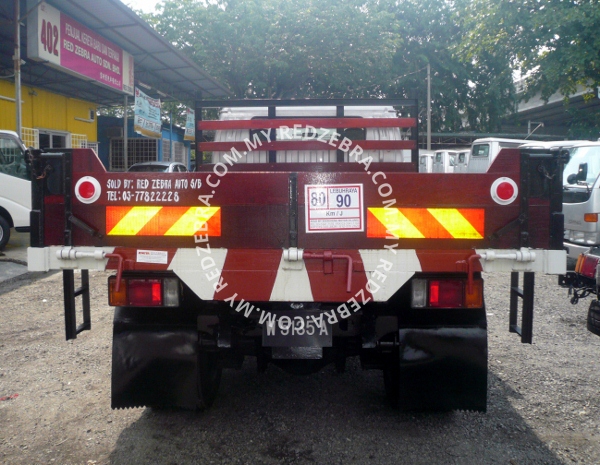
[0,135,28,180]
[471,144,490,158]
[563,145,600,186]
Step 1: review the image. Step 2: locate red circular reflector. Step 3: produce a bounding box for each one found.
[496,181,514,201]
[78,181,96,199]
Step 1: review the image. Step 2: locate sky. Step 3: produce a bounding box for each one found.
[123,0,159,14]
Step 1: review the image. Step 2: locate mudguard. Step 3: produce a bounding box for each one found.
[397,326,488,412]
[111,307,198,409]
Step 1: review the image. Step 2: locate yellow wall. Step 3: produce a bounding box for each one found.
[0,80,97,141]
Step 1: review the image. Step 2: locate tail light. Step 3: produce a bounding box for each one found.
[576,254,600,279]
[411,278,483,309]
[108,276,180,307]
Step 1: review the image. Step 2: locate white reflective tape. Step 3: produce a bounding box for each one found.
[358,249,421,302]
[169,248,228,299]
[270,252,314,301]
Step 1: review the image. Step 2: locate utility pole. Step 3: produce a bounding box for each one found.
[14,0,22,136]
[427,64,431,151]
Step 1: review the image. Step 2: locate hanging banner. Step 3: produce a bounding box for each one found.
[184,108,195,141]
[134,87,162,138]
[27,2,134,95]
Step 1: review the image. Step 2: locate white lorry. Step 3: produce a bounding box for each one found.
[0,130,30,250]
[562,142,600,267]
[467,138,529,173]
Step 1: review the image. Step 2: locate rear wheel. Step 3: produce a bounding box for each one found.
[588,300,600,336]
[197,351,222,409]
[0,216,10,251]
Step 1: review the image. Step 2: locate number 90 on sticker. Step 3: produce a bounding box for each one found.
[305,184,364,233]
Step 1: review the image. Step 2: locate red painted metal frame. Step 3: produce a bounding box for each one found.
[198,117,417,131]
[199,140,417,152]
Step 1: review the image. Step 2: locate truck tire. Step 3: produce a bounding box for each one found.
[0,216,10,251]
[587,300,600,336]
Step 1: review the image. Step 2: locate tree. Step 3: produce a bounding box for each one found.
[149,0,399,98]
[462,0,600,136]
[147,0,519,132]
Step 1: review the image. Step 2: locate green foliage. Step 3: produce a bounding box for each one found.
[463,0,600,112]
[149,0,400,99]
[149,0,600,133]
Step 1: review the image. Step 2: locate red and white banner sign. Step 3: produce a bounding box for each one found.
[27,2,134,95]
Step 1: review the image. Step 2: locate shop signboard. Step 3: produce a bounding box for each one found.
[134,87,162,138]
[184,108,195,141]
[27,2,134,95]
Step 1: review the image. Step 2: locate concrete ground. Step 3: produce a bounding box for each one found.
[0,230,30,283]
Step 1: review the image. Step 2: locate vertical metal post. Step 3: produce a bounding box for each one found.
[268,106,276,163]
[168,110,173,162]
[426,63,431,151]
[14,0,22,136]
[336,105,344,162]
[63,270,77,340]
[195,101,202,170]
[289,173,298,248]
[412,101,419,168]
[123,95,128,170]
[520,153,530,247]
[509,271,518,333]
[521,272,534,344]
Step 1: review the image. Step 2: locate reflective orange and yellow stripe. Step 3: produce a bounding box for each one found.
[106,206,221,236]
[367,208,484,239]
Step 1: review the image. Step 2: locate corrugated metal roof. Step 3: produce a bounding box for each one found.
[0,0,230,106]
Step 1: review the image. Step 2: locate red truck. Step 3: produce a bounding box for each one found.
[560,251,600,337]
[28,99,566,412]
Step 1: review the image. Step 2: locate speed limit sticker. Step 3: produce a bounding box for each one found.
[305,184,364,233]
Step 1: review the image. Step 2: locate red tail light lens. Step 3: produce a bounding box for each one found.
[128,279,163,306]
[429,280,463,308]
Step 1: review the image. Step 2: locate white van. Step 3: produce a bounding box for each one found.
[562,142,600,267]
[418,150,434,173]
[467,138,529,173]
[0,130,30,250]
[212,106,412,164]
[453,148,471,173]
[432,149,469,173]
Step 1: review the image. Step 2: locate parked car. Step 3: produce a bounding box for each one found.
[0,130,30,250]
[127,161,188,172]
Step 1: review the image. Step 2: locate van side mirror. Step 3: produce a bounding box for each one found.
[567,163,587,184]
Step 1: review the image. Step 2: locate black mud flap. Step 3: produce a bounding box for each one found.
[111,307,198,409]
[395,327,488,412]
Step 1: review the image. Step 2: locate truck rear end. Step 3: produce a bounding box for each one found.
[28,99,566,412]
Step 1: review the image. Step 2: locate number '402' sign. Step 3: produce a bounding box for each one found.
[41,19,59,56]
[304,184,364,233]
